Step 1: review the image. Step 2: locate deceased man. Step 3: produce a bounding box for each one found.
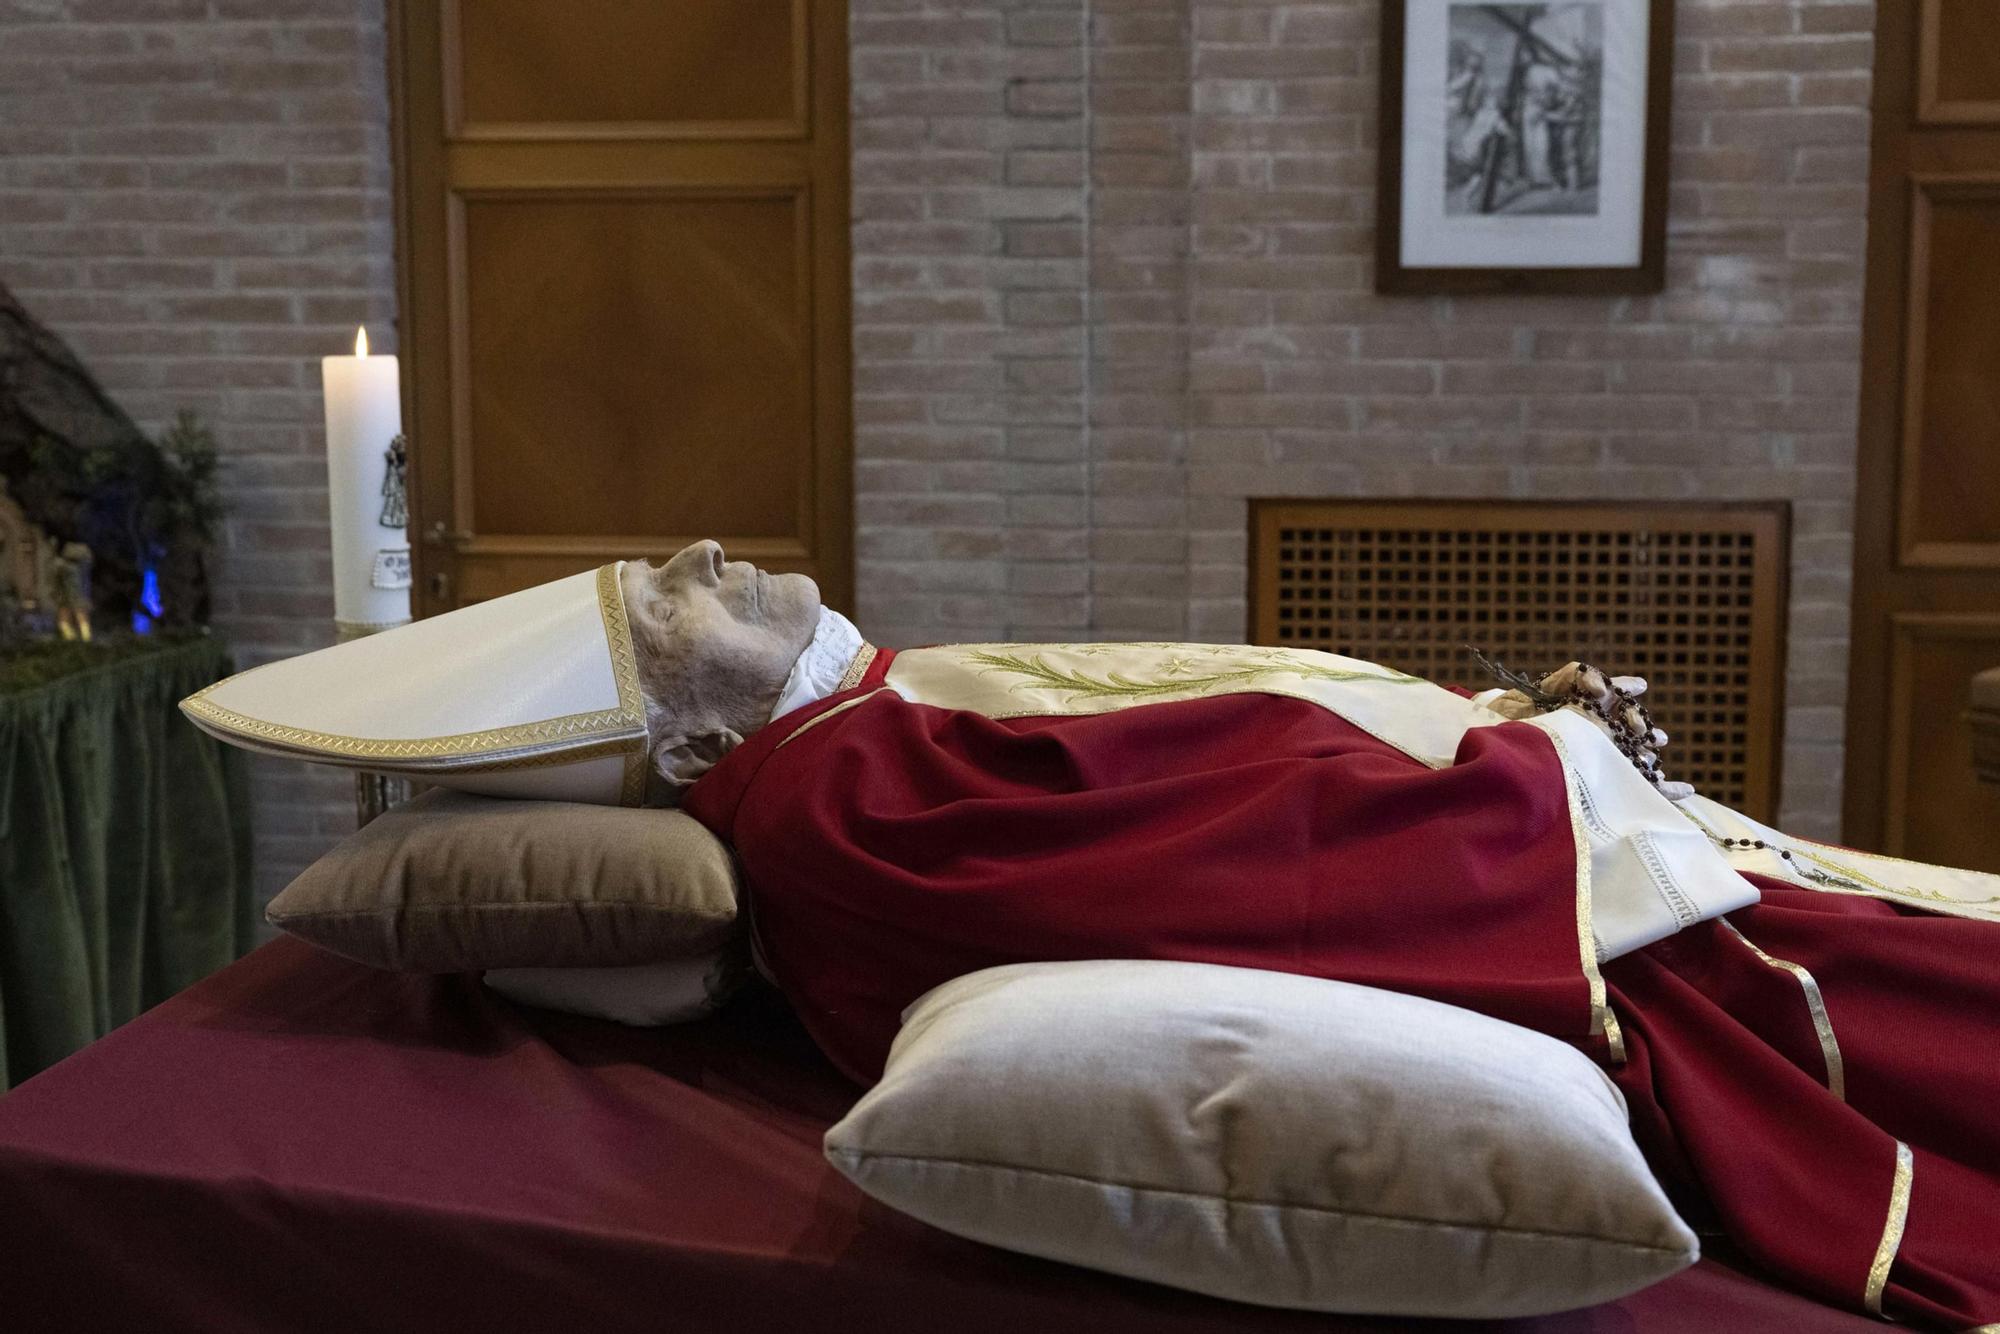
[184,542,2000,1329]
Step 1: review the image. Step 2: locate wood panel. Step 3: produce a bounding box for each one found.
[452,190,811,542]
[1884,615,2000,870]
[1919,0,2000,124]
[1847,2,2000,863]
[447,0,807,140]
[390,0,851,611]
[1898,177,2000,566]
[1250,500,1788,819]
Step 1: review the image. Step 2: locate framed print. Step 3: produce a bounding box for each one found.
[1376,0,1675,294]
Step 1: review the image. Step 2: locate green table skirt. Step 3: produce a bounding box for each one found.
[0,637,254,1092]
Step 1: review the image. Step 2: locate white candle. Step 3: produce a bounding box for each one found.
[320,326,412,637]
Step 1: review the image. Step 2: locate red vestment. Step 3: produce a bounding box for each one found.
[684,649,1999,1328]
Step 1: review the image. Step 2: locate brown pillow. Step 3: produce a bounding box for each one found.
[266,788,739,972]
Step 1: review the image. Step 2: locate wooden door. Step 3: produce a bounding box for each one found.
[1846,0,2000,868]
[388,0,852,611]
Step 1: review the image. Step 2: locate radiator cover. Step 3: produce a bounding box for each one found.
[1251,500,1790,819]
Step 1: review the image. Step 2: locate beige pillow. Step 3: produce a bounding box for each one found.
[483,949,748,1026]
[266,789,738,972]
[825,960,1696,1320]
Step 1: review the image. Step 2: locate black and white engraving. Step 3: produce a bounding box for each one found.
[1445,3,1604,217]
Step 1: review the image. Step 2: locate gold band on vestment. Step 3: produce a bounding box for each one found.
[1718,918,1846,1103]
[837,643,878,692]
[1537,725,1621,1063]
[1864,1141,1914,1317]
[775,687,889,750]
[1600,1006,1626,1065]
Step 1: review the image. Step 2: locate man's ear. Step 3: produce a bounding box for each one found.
[650,726,747,796]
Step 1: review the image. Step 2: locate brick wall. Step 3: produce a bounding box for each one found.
[0,0,396,900]
[0,0,1871,864]
[851,0,1873,836]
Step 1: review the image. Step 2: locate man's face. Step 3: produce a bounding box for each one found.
[620,541,822,741]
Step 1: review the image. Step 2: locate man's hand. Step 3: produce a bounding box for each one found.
[1477,661,1693,801]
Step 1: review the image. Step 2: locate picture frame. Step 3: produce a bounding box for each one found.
[1375,0,1676,295]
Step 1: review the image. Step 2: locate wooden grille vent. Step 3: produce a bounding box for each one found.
[1251,501,1789,818]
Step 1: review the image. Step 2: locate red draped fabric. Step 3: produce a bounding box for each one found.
[1607,878,2000,1327]
[684,652,2000,1329]
[0,937,1883,1333]
[686,661,1605,1087]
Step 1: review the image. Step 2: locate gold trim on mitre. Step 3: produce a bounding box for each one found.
[593,560,651,806]
[181,564,651,805]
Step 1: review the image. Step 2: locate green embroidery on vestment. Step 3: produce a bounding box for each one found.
[964,648,1422,703]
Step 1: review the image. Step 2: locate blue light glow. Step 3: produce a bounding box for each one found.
[133,564,163,634]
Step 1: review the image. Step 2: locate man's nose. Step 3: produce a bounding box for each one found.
[664,539,725,586]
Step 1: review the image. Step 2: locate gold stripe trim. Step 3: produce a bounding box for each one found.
[1718,918,1847,1102]
[181,695,644,766]
[1960,1324,2000,1333]
[595,562,651,806]
[1537,725,1618,1061]
[596,561,644,721]
[837,643,879,692]
[437,736,644,775]
[1601,1005,1626,1064]
[180,564,648,786]
[619,747,648,804]
[774,687,889,750]
[1864,1141,1914,1316]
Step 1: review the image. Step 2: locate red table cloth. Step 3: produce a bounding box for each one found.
[0,938,1878,1333]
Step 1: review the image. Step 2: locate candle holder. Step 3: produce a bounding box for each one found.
[354,770,410,829]
[338,616,413,827]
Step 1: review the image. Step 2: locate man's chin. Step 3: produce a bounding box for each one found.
[775,570,821,609]
[767,570,822,635]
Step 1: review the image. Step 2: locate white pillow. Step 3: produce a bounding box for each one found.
[824,960,1696,1319]
[483,950,739,1026]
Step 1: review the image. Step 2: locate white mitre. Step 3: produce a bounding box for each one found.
[182,564,650,806]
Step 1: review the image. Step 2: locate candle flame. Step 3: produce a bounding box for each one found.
[354,326,369,358]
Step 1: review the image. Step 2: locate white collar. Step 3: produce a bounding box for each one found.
[768,607,865,722]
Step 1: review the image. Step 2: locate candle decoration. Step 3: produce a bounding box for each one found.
[320,326,414,825]
[320,327,412,641]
